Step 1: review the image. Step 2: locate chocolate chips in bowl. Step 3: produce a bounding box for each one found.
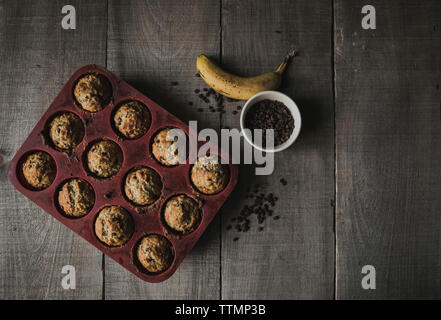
[240,91,302,152]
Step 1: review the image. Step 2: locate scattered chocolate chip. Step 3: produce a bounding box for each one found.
[188,101,193,106]
[195,73,200,77]
[197,108,204,112]
[233,237,239,242]
[227,183,281,240]
[194,89,200,93]
[104,192,113,199]
[203,88,208,92]
[275,30,282,34]
[232,110,238,115]
[237,106,242,110]
[273,216,280,220]
[280,178,287,186]
[171,81,179,86]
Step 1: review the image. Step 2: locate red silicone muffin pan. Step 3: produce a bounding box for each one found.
[8,65,238,283]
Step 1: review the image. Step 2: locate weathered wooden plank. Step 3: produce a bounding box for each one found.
[105,0,221,299]
[220,0,335,299]
[335,0,441,299]
[0,0,107,299]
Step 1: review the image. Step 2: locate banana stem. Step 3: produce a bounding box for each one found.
[275,50,297,74]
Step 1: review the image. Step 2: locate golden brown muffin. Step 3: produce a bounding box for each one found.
[48,112,84,151]
[163,195,201,234]
[136,234,174,273]
[94,206,133,247]
[22,151,56,190]
[190,156,229,195]
[57,178,94,217]
[74,73,112,112]
[124,167,162,206]
[86,140,123,179]
[113,101,150,139]
[152,127,184,166]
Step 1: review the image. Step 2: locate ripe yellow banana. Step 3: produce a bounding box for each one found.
[196,50,296,100]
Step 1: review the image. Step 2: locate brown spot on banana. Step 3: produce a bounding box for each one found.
[196,50,296,100]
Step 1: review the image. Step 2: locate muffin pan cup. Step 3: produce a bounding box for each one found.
[8,65,238,283]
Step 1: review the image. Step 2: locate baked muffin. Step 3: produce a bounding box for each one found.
[136,234,174,273]
[86,140,123,179]
[163,195,201,234]
[57,178,94,217]
[74,73,112,112]
[190,156,229,195]
[124,167,162,206]
[48,112,84,151]
[113,101,150,139]
[22,151,56,190]
[94,206,133,247]
[152,127,185,166]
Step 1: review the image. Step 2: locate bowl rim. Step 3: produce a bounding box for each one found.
[239,90,302,153]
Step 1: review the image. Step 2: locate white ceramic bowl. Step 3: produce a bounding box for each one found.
[240,91,302,152]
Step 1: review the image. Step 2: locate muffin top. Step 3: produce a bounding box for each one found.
[86,140,123,179]
[22,151,56,190]
[74,73,112,112]
[152,127,183,166]
[163,195,201,234]
[124,167,162,206]
[113,101,150,139]
[190,156,229,195]
[57,178,94,217]
[94,206,133,247]
[49,112,84,151]
[136,234,174,273]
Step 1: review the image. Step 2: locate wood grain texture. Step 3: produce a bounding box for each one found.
[0,0,107,299]
[220,0,335,299]
[335,0,441,299]
[105,0,221,299]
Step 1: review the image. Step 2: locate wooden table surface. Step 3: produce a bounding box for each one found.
[0,0,440,299]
